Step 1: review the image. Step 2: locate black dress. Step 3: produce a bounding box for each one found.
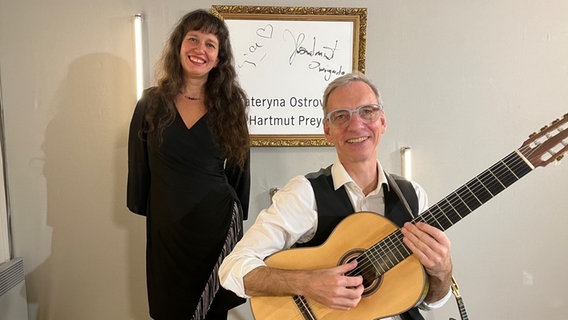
[127,89,249,319]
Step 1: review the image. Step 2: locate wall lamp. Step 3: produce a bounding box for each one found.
[133,13,144,100]
[401,147,412,180]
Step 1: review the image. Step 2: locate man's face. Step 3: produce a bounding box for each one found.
[324,81,387,165]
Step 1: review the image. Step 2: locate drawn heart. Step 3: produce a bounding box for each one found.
[256,24,274,39]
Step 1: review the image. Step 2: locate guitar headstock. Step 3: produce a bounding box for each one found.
[520,113,568,168]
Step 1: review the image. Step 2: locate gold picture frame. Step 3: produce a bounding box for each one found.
[212,5,368,147]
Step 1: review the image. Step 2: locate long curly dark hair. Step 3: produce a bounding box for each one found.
[144,9,249,168]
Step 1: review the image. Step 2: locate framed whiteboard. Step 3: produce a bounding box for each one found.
[212,5,367,147]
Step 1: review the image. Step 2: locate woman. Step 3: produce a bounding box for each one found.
[127,9,250,320]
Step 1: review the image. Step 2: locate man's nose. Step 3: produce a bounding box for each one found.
[346,111,365,126]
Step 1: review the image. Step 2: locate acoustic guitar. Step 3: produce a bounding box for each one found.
[250,113,568,320]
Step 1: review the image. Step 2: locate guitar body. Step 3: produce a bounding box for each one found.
[250,212,428,320]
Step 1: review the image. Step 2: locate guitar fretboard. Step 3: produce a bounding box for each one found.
[352,149,534,277]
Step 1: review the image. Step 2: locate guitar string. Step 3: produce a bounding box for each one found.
[349,142,541,280]
[353,148,528,278]
[293,295,317,320]
[360,147,532,276]
[352,151,510,273]
[362,135,566,277]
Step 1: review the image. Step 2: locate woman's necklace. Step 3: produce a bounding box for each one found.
[184,95,200,101]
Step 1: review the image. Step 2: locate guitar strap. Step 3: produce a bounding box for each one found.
[385,172,470,320]
[449,276,470,320]
[384,172,418,219]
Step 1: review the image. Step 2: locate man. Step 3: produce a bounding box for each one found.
[219,72,453,320]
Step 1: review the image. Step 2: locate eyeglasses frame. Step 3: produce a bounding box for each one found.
[325,103,384,128]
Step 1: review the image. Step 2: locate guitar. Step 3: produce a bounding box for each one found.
[250,113,568,320]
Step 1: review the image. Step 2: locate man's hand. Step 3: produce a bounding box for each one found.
[401,221,452,302]
[244,260,364,311]
[301,260,365,310]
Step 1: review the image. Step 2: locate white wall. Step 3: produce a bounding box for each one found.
[0,0,567,319]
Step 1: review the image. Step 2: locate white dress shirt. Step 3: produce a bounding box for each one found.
[219,160,451,319]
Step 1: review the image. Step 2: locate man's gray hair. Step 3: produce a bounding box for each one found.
[322,71,383,116]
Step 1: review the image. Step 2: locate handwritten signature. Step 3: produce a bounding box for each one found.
[284,29,338,66]
[308,62,346,81]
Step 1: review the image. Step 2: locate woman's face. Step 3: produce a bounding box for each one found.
[179,30,219,79]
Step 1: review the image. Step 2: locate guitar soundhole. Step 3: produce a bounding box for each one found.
[340,250,382,297]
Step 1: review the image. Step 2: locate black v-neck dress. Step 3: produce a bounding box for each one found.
[127,89,249,319]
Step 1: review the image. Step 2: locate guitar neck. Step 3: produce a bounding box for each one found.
[357,149,534,275]
[418,149,534,231]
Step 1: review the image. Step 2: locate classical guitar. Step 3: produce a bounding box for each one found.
[250,113,568,320]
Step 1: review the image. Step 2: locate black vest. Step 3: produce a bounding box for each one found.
[302,165,425,320]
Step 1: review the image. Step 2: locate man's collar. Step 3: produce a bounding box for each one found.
[331,160,390,192]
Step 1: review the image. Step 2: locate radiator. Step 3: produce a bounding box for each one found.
[0,257,29,320]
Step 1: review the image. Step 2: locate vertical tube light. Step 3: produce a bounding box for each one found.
[401,147,412,180]
[134,13,144,100]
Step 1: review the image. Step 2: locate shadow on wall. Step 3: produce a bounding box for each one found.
[25,53,149,319]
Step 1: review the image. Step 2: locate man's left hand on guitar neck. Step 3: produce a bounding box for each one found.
[401,221,453,304]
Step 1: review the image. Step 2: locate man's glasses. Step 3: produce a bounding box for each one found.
[325,104,383,128]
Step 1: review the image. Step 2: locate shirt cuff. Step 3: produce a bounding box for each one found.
[419,287,453,310]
